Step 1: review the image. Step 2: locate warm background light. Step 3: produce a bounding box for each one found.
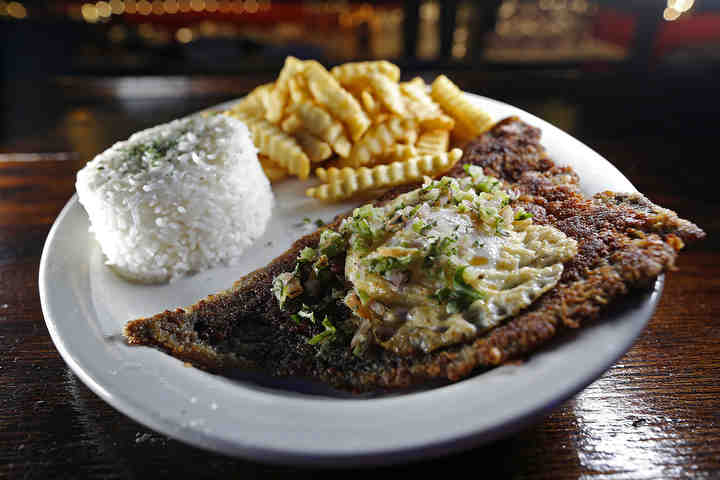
[7,1,27,18]
[176,27,193,43]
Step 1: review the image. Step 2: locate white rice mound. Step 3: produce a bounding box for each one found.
[76,114,273,283]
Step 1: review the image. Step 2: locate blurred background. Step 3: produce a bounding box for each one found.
[1,0,718,198]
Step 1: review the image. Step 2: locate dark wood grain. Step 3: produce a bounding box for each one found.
[0,77,718,479]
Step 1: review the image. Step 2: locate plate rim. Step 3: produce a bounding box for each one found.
[40,93,662,466]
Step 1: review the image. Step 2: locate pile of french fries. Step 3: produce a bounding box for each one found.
[225,57,494,201]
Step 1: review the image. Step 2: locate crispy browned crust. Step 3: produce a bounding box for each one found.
[124,117,705,392]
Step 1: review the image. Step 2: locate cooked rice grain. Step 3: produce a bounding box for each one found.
[76,114,273,283]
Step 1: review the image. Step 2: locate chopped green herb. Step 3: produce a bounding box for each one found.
[314,218,326,227]
[476,179,500,193]
[432,266,485,314]
[303,217,312,224]
[298,246,317,263]
[318,230,347,257]
[412,220,427,234]
[368,255,415,276]
[357,290,370,305]
[343,213,378,253]
[354,204,376,220]
[515,210,533,220]
[424,236,458,268]
[308,316,337,345]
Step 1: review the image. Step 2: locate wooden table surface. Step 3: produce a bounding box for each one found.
[0,75,718,479]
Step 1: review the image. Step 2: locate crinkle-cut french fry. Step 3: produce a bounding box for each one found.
[347,117,418,168]
[330,60,401,85]
[229,110,310,180]
[314,166,340,183]
[400,78,455,131]
[360,89,380,116]
[230,83,272,117]
[281,114,303,135]
[304,61,370,141]
[366,72,406,116]
[289,101,351,158]
[381,144,419,163]
[332,136,352,158]
[400,128,418,146]
[418,114,455,131]
[295,130,333,163]
[228,96,263,117]
[416,129,450,154]
[287,75,308,104]
[266,56,305,123]
[307,149,462,201]
[430,75,493,139]
[258,155,289,183]
[400,77,430,100]
[372,112,392,125]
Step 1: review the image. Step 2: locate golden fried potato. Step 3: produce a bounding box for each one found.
[430,75,493,140]
[365,72,406,116]
[307,148,462,201]
[258,155,289,183]
[280,114,303,135]
[229,110,310,180]
[416,129,450,154]
[224,58,491,189]
[295,131,333,163]
[304,61,370,141]
[266,56,305,123]
[330,60,401,86]
[346,117,418,168]
[229,83,272,117]
[287,75,308,104]
[381,144,419,163]
[288,101,351,158]
[400,77,455,131]
[360,89,380,116]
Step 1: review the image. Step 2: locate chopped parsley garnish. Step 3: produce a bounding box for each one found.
[412,220,430,234]
[308,316,337,345]
[368,255,415,276]
[121,137,177,172]
[432,266,485,314]
[515,210,533,220]
[423,236,458,269]
[298,246,317,263]
[476,178,500,193]
[342,206,381,253]
[357,290,370,305]
[318,230,346,257]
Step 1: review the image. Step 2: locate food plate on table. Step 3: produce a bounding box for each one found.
[40,74,698,465]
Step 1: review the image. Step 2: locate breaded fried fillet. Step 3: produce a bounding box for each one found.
[124,117,705,392]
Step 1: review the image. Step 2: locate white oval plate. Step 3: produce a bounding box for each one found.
[40,94,661,466]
